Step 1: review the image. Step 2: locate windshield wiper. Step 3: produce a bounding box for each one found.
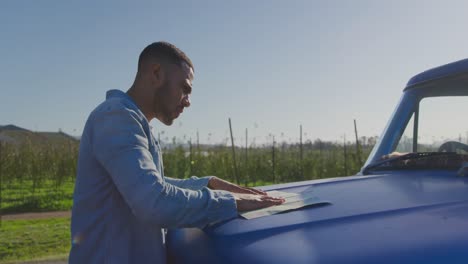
[362,152,459,175]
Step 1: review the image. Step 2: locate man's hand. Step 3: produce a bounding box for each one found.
[381,151,408,160]
[208,177,266,195]
[208,177,285,212]
[232,193,285,212]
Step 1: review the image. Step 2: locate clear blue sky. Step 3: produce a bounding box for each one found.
[1,0,468,145]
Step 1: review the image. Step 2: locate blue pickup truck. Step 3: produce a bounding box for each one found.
[167,59,468,264]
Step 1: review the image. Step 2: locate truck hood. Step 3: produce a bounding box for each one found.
[167,172,468,264]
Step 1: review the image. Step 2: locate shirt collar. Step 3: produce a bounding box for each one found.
[106,89,134,102]
[105,89,149,124]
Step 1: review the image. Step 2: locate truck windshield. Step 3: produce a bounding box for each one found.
[363,96,468,174]
[395,96,468,154]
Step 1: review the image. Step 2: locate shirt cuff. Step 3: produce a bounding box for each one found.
[186,176,214,190]
[199,176,214,187]
[206,189,238,225]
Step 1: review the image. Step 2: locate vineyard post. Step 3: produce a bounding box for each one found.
[189,139,193,176]
[319,139,323,155]
[300,124,304,180]
[272,136,276,183]
[196,130,200,154]
[343,134,348,175]
[354,119,362,164]
[67,139,73,181]
[228,118,240,185]
[319,139,324,174]
[244,128,249,186]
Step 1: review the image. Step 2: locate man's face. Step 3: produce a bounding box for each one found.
[153,62,193,125]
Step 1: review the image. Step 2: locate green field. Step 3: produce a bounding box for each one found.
[1,181,74,214]
[0,217,70,263]
[0,138,373,213]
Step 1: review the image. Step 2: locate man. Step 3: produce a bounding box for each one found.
[69,42,284,264]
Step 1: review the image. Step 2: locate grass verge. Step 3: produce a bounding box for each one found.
[0,217,70,263]
[1,181,74,214]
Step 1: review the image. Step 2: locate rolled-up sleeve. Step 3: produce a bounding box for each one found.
[90,107,238,228]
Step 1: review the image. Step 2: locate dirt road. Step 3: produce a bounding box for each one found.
[1,211,71,221]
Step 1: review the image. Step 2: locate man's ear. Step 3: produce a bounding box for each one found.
[151,63,165,86]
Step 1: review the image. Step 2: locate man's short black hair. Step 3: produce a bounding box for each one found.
[137,41,194,72]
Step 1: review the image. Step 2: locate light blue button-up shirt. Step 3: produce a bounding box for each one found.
[69,90,238,264]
